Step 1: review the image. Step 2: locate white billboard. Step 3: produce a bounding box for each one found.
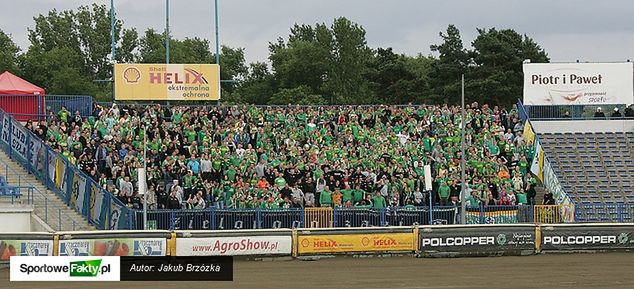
[523,62,633,105]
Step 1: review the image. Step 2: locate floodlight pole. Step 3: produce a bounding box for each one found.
[143,121,148,230]
[110,0,116,99]
[214,0,220,65]
[166,0,170,64]
[460,74,466,225]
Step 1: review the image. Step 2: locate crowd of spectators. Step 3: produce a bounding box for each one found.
[27,102,541,211]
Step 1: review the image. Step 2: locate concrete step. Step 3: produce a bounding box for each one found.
[0,151,94,231]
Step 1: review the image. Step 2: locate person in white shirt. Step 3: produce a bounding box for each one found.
[193,191,206,209]
[119,176,133,197]
[413,189,424,206]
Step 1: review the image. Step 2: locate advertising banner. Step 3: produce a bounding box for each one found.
[466,210,519,224]
[59,238,166,256]
[419,226,536,256]
[176,236,292,256]
[540,225,634,251]
[114,64,220,101]
[297,233,415,254]
[523,62,634,105]
[0,240,53,260]
[0,117,29,161]
[70,169,88,215]
[89,181,107,227]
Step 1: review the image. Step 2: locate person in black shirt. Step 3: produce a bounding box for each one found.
[611,107,622,119]
[543,190,555,205]
[167,190,181,209]
[625,104,634,118]
[594,107,605,119]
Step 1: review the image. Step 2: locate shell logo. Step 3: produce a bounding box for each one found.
[123,67,141,84]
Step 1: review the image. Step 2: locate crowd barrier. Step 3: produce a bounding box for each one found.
[128,205,557,231]
[2,223,632,261]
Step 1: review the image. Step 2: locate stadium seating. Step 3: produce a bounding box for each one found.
[540,132,634,221]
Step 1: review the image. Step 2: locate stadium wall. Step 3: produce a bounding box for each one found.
[2,224,633,260]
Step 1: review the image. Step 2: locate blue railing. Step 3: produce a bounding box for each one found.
[0,107,128,230]
[121,205,537,230]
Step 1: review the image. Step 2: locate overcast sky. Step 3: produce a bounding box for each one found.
[4,0,634,64]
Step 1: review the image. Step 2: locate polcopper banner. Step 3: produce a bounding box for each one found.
[114,64,220,101]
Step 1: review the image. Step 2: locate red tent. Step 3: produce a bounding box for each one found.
[0,71,45,121]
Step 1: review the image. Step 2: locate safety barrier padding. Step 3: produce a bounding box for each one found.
[418,224,537,257]
[0,232,55,259]
[539,223,634,252]
[295,227,417,255]
[56,230,172,256]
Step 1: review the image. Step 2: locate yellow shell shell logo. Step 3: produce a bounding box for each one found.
[123,67,141,83]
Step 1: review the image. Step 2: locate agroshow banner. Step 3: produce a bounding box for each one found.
[115,64,220,101]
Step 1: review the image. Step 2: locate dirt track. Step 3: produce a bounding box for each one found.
[2,253,634,289]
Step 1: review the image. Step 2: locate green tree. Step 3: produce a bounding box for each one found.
[21,4,137,98]
[368,48,433,104]
[468,28,549,106]
[429,24,470,104]
[0,30,21,74]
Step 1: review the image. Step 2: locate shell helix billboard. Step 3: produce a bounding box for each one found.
[114,64,220,101]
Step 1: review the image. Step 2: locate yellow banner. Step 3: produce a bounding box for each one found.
[54,158,64,189]
[523,121,535,146]
[114,64,220,101]
[297,233,415,254]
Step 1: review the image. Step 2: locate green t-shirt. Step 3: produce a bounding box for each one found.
[320,190,332,205]
[341,189,353,203]
[372,195,386,209]
[439,185,451,199]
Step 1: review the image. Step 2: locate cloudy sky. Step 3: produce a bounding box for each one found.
[4,0,634,64]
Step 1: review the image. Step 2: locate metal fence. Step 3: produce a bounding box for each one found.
[524,103,633,120]
[0,94,93,121]
[575,203,634,223]
[45,95,93,118]
[122,205,555,230]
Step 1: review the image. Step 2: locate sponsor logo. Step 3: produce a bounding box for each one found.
[618,233,629,245]
[123,67,141,83]
[496,234,507,245]
[421,236,495,247]
[373,238,397,247]
[543,235,617,245]
[314,240,336,248]
[21,241,51,256]
[361,237,370,246]
[133,240,164,256]
[60,241,90,256]
[301,239,310,248]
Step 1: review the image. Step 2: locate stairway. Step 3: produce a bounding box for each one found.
[0,151,94,231]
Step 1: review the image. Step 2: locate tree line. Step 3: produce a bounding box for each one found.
[0,4,549,107]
